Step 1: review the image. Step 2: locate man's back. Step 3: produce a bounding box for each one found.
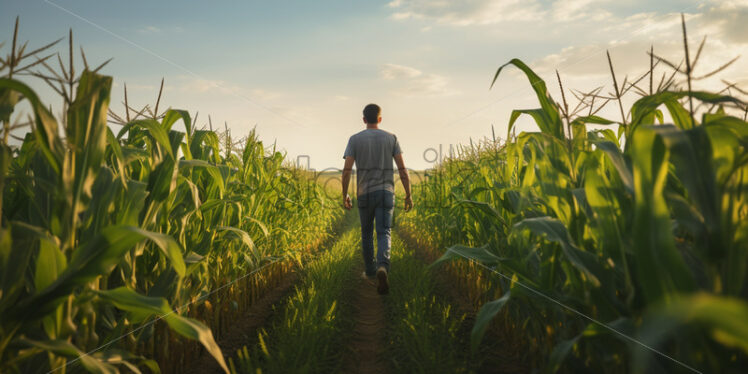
[343,128,402,197]
[341,103,412,295]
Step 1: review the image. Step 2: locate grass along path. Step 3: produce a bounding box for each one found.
[399,231,528,374]
[229,224,360,373]
[185,212,352,374]
[384,233,475,374]
[225,214,478,374]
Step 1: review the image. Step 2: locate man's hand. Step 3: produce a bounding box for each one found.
[403,194,413,212]
[342,156,354,210]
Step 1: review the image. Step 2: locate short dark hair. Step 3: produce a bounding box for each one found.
[363,104,381,124]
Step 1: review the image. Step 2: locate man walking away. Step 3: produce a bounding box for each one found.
[341,103,413,295]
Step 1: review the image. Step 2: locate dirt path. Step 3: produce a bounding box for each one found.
[341,267,389,374]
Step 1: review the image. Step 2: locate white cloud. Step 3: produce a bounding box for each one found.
[381,63,423,80]
[597,11,703,44]
[387,0,631,26]
[551,0,613,22]
[701,0,748,43]
[385,0,746,36]
[533,39,747,95]
[533,39,684,78]
[529,3,748,105]
[387,0,545,26]
[380,63,459,96]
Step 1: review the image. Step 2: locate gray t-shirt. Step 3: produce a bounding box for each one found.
[343,128,402,197]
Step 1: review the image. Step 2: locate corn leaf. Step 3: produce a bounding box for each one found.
[514,217,601,287]
[96,287,228,373]
[471,291,511,354]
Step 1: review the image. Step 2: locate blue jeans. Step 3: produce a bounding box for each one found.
[357,190,394,275]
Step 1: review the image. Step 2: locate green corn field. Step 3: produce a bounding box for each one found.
[400,28,748,374]
[0,19,341,374]
[1,13,747,374]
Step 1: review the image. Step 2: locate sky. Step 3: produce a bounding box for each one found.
[2,0,747,171]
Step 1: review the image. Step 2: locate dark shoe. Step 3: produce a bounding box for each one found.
[376,266,389,295]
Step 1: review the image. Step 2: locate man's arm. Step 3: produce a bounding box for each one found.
[342,156,354,210]
[394,153,413,211]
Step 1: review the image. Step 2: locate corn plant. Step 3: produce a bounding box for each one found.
[0,20,340,374]
[404,17,748,373]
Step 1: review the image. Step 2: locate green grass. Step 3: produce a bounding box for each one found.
[231,220,478,374]
[229,222,359,374]
[385,234,472,374]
